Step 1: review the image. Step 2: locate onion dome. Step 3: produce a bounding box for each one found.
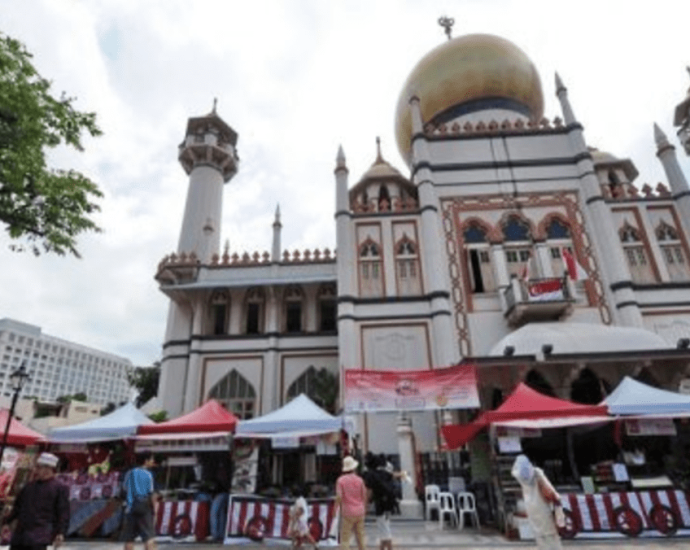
[395,34,544,163]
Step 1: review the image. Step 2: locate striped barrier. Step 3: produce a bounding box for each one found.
[155,500,210,542]
[224,494,336,544]
[560,489,690,539]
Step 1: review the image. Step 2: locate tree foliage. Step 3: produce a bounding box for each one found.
[56,391,88,403]
[128,363,160,407]
[0,32,103,257]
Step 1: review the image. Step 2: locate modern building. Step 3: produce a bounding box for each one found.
[0,318,132,407]
[156,29,690,468]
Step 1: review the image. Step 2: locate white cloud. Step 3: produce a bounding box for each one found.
[1,0,689,365]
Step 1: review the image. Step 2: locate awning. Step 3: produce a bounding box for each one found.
[604,376,690,415]
[137,399,238,435]
[0,409,45,446]
[48,402,153,442]
[442,383,608,449]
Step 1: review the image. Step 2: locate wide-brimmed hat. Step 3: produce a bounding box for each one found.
[342,455,359,472]
[36,452,59,469]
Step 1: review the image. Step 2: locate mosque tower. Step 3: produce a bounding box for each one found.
[176,103,239,261]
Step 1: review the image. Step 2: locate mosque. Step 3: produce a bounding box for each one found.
[154,22,690,495]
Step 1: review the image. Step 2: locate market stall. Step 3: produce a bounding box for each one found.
[442,383,610,539]
[46,402,154,538]
[0,409,45,500]
[226,394,344,545]
[135,399,238,542]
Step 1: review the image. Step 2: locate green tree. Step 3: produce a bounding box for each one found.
[127,363,160,407]
[0,32,103,257]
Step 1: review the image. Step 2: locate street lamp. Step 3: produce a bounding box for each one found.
[0,362,31,467]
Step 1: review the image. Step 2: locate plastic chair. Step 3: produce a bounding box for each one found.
[424,484,441,521]
[439,492,458,528]
[457,491,480,529]
[448,476,466,495]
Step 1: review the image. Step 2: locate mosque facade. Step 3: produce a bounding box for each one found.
[155,31,690,460]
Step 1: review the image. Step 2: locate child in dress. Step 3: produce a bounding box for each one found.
[289,487,319,549]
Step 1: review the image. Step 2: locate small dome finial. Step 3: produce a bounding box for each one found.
[212,98,218,114]
[438,16,454,40]
[376,136,383,163]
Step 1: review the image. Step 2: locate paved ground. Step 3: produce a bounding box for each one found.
[60,520,690,549]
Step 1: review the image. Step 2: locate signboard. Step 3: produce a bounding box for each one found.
[497,436,522,453]
[344,363,479,412]
[625,417,677,436]
[271,436,300,449]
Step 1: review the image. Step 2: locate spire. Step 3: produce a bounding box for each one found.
[654,123,671,150]
[212,97,218,115]
[555,72,576,125]
[375,137,383,163]
[271,203,282,262]
[555,72,565,94]
[336,145,347,171]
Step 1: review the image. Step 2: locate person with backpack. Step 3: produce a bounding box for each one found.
[121,452,158,550]
[364,454,399,550]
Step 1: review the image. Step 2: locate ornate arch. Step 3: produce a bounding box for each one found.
[656,220,679,241]
[536,213,572,241]
[208,369,256,419]
[619,222,641,242]
[496,212,535,242]
[359,238,381,257]
[395,233,417,255]
[460,217,496,243]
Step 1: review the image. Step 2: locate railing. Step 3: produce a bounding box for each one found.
[503,276,573,325]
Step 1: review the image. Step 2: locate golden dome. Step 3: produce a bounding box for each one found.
[395,34,544,163]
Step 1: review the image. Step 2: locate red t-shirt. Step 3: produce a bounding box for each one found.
[336,472,366,518]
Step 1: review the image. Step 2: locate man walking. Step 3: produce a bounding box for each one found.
[335,455,367,550]
[122,452,158,550]
[5,452,69,550]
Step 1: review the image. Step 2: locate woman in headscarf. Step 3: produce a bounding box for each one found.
[511,454,563,550]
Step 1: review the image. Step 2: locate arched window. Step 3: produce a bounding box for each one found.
[283,285,304,333]
[463,224,495,293]
[620,223,655,283]
[318,284,337,332]
[208,369,256,419]
[545,219,572,277]
[359,238,383,297]
[209,291,230,336]
[502,216,533,278]
[286,366,339,414]
[656,222,688,281]
[245,287,265,335]
[525,370,555,397]
[395,235,421,296]
[502,216,531,242]
[378,185,391,210]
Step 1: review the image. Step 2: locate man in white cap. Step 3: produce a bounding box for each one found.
[335,455,367,550]
[4,452,69,549]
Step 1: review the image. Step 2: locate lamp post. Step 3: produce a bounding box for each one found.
[0,362,31,467]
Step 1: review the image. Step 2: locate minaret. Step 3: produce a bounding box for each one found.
[673,68,690,155]
[556,73,643,327]
[271,204,282,262]
[177,102,239,262]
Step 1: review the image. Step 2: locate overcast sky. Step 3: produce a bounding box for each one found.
[1,0,689,366]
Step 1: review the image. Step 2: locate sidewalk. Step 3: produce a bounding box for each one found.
[62,520,690,549]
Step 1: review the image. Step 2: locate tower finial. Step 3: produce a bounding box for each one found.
[376,136,383,162]
[438,16,454,40]
[212,98,218,114]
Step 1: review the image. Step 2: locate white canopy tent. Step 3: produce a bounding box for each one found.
[236,394,348,438]
[604,376,690,416]
[48,402,154,442]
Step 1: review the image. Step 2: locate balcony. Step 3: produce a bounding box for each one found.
[503,276,574,327]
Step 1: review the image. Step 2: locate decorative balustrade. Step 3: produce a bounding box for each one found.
[157,247,336,273]
[351,196,419,214]
[424,116,565,137]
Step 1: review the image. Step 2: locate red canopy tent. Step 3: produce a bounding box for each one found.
[442,383,608,450]
[0,409,45,446]
[137,399,238,435]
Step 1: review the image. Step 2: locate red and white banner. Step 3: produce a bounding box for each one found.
[559,489,690,539]
[344,363,479,412]
[224,495,336,544]
[155,500,210,542]
[527,279,564,301]
[562,248,589,281]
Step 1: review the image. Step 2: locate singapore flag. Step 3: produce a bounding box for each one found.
[562,248,589,281]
